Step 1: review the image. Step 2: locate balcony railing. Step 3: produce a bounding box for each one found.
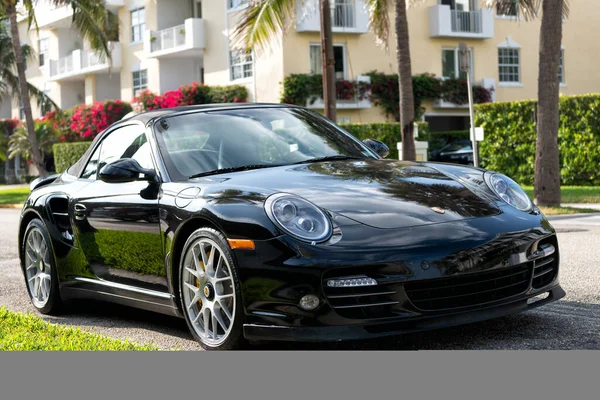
[145,18,205,58]
[48,42,122,80]
[297,0,368,33]
[450,10,482,34]
[305,75,371,110]
[151,24,186,53]
[429,5,493,39]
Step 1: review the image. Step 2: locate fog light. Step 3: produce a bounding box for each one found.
[299,294,320,310]
[326,276,377,288]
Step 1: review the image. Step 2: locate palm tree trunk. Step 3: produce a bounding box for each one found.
[394,0,415,161]
[534,0,563,206]
[7,3,48,178]
[320,0,336,121]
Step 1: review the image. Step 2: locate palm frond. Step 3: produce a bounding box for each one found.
[231,0,298,54]
[365,0,391,49]
[66,0,111,59]
[485,0,542,20]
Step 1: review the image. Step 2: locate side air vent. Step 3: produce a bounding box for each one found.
[47,197,73,242]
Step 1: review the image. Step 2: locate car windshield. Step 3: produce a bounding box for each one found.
[153,107,377,181]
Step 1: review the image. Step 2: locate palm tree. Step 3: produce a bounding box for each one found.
[487,0,569,207]
[232,0,337,121]
[0,15,58,119]
[8,120,57,162]
[366,0,416,161]
[1,0,113,177]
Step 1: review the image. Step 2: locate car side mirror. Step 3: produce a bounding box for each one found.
[363,139,390,158]
[98,158,158,183]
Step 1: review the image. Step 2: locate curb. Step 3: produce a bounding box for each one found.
[0,204,23,209]
[546,212,600,221]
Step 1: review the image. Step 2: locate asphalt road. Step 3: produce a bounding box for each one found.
[1,208,599,350]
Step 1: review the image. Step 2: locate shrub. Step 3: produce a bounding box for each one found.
[69,100,132,140]
[53,142,92,173]
[132,83,248,111]
[475,94,600,185]
[280,74,370,106]
[8,120,58,162]
[0,118,20,162]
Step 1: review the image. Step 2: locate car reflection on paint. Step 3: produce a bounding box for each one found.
[19,104,564,350]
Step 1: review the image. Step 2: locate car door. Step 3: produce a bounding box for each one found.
[71,123,167,293]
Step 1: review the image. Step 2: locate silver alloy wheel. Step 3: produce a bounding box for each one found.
[182,238,236,347]
[24,227,52,308]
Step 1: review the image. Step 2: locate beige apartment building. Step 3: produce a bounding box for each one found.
[1,0,599,132]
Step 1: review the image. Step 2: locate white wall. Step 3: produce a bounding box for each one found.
[156,0,192,31]
[158,58,198,93]
[55,28,82,58]
[0,96,12,119]
[59,81,85,109]
[95,74,122,101]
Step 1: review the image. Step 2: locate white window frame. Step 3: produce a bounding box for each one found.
[441,47,474,81]
[130,7,145,44]
[308,42,348,80]
[132,69,148,96]
[38,37,49,67]
[497,39,523,87]
[227,0,248,11]
[230,50,253,81]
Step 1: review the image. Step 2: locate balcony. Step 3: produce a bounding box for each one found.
[297,0,369,34]
[145,18,205,58]
[305,75,371,109]
[429,5,494,39]
[433,78,496,108]
[48,42,122,81]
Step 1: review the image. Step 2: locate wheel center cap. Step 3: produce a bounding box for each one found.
[39,260,44,272]
[203,284,215,300]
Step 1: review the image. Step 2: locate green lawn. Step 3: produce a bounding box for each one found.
[0,307,155,351]
[523,186,600,204]
[0,187,30,205]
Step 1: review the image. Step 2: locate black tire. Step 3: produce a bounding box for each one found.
[22,219,62,315]
[178,227,245,350]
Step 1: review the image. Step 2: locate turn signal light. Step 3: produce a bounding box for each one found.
[326,276,377,288]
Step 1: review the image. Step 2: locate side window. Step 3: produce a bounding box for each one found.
[81,143,102,180]
[98,125,154,172]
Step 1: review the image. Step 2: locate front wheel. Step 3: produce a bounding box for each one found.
[179,228,244,350]
[22,219,62,314]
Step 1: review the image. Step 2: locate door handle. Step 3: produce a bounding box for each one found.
[74,203,87,220]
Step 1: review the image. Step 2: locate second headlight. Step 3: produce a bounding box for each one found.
[265,193,333,242]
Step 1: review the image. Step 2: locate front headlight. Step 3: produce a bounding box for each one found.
[484,172,533,212]
[265,193,332,242]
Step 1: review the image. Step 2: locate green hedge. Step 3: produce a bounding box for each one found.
[53,142,92,173]
[475,94,600,185]
[340,122,429,160]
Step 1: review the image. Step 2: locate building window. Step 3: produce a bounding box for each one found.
[498,47,520,83]
[38,38,49,67]
[559,49,565,84]
[442,47,473,80]
[228,0,248,9]
[132,70,148,96]
[130,7,145,43]
[309,44,346,80]
[230,50,253,80]
[496,0,518,17]
[337,116,351,124]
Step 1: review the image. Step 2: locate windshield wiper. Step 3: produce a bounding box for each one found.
[292,155,364,164]
[189,164,280,179]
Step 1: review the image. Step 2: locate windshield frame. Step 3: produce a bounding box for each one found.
[151,106,379,182]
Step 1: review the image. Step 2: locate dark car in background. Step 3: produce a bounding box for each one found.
[19,104,564,350]
[429,140,474,165]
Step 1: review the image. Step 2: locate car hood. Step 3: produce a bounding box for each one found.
[194,159,501,229]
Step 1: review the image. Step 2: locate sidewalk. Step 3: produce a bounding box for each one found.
[561,203,600,210]
[0,183,29,191]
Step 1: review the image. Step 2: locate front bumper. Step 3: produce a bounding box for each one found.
[243,285,565,342]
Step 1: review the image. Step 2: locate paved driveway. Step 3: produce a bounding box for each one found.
[1,208,599,350]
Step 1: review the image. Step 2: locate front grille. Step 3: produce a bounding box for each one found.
[323,281,401,319]
[404,263,532,312]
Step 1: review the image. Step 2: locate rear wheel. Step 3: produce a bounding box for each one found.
[22,219,62,314]
[179,228,244,350]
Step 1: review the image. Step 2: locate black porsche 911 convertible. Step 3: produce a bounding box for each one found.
[19,104,565,350]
